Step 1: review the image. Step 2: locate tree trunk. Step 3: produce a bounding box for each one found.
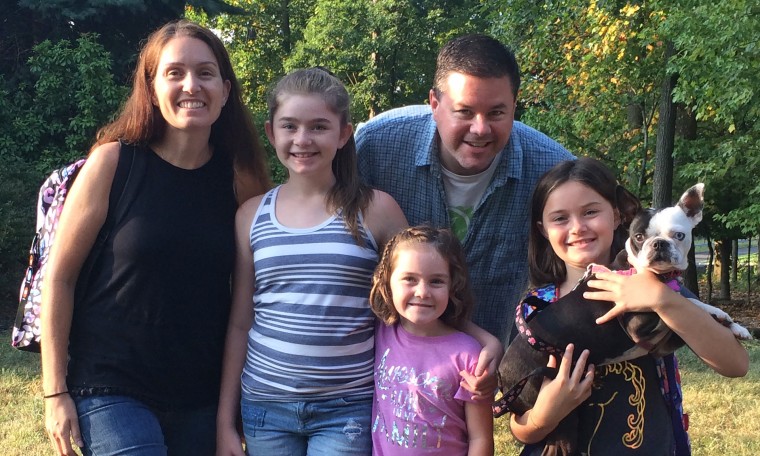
[652,41,678,209]
[684,238,699,298]
[748,237,752,305]
[717,238,732,300]
[638,103,649,200]
[732,239,739,283]
[677,105,698,139]
[368,27,379,119]
[280,0,291,53]
[707,235,714,303]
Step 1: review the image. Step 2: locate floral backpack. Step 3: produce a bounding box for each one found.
[11,142,145,352]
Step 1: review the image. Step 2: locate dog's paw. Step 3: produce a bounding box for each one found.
[692,299,734,324]
[729,322,753,340]
[702,304,733,324]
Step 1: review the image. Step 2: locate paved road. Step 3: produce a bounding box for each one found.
[694,240,758,267]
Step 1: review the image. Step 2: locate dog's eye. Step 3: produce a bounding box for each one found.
[674,232,685,241]
[634,233,646,243]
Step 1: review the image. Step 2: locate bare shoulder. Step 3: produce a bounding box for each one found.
[66,142,121,202]
[84,142,121,174]
[365,189,408,247]
[236,193,266,226]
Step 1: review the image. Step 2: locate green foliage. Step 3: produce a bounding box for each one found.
[287,0,488,121]
[485,0,759,241]
[0,34,127,313]
[0,155,38,312]
[662,0,760,238]
[187,0,313,113]
[486,1,669,200]
[1,35,126,169]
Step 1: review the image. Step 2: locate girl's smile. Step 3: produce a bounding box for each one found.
[265,94,352,176]
[540,180,620,277]
[389,244,452,337]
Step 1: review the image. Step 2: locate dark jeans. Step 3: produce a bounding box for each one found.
[73,395,217,456]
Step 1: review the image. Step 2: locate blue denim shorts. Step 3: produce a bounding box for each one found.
[241,395,372,456]
[73,395,217,456]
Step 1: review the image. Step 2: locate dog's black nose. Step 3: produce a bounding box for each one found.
[653,239,667,251]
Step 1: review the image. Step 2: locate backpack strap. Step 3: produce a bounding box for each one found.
[102,140,146,241]
[76,141,146,295]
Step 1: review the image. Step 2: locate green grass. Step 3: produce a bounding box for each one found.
[0,340,46,456]
[1,333,758,454]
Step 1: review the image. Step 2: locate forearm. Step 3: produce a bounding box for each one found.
[588,271,749,376]
[465,402,494,455]
[217,324,249,428]
[467,437,494,456]
[463,321,501,350]
[510,409,556,444]
[462,321,503,371]
[657,294,748,377]
[41,280,76,395]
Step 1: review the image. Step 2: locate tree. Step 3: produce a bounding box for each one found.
[485,0,758,299]
[286,0,488,120]
[0,34,125,309]
[10,0,243,83]
[652,41,676,209]
[1,35,125,166]
[486,1,669,200]
[664,0,760,298]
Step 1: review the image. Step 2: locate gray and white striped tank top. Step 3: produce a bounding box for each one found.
[241,186,379,400]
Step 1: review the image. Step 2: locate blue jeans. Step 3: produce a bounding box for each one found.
[241,396,372,456]
[73,395,217,456]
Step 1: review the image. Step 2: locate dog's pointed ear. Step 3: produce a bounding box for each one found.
[615,185,642,227]
[678,183,704,226]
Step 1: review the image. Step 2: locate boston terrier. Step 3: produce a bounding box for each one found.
[493,183,750,456]
[621,183,750,343]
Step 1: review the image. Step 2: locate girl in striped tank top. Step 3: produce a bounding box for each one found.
[216,68,408,455]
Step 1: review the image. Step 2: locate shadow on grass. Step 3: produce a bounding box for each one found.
[0,333,40,379]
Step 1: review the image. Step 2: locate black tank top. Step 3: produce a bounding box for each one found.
[68,146,237,410]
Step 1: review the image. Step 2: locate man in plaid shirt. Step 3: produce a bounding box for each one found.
[356,34,573,344]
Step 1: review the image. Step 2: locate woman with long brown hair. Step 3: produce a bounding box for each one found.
[41,19,270,455]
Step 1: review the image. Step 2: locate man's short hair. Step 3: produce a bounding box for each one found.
[433,34,520,100]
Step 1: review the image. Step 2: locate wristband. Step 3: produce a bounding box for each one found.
[43,391,69,399]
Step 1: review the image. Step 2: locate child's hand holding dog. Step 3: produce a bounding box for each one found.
[510,344,594,444]
[587,270,748,377]
[585,269,675,323]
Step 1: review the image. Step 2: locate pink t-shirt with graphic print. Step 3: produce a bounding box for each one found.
[371,321,484,455]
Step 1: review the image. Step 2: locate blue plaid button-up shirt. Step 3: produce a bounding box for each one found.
[356,105,574,343]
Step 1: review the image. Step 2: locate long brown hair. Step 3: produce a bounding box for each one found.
[93,19,271,203]
[528,158,641,286]
[266,67,373,242]
[370,226,474,330]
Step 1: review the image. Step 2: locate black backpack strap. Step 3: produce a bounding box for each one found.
[76,141,146,295]
[492,366,558,418]
[102,140,147,238]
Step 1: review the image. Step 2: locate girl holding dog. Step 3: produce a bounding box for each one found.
[510,157,748,455]
[369,225,496,455]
